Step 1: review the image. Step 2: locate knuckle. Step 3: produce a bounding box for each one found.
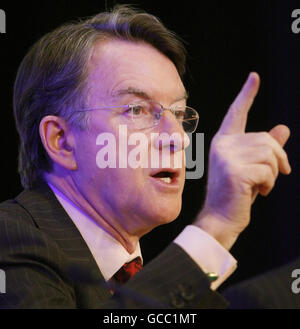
[280,149,288,162]
[262,165,274,180]
[262,145,273,158]
[268,172,276,186]
[259,131,271,142]
[260,147,278,173]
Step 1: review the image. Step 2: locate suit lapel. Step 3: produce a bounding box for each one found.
[15,182,112,307]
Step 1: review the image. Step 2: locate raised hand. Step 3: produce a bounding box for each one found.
[195,73,291,250]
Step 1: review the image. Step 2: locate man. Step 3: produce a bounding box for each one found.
[0,5,291,308]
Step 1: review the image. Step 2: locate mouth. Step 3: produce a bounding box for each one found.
[150,169,180,186]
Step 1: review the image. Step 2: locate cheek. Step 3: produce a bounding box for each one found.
[72,131,101,184]
[95,168,147,218]
[74,125,150,192]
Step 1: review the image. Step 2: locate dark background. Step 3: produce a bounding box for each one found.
[0,0,299,290]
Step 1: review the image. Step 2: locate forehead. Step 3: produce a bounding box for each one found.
[86,39,186,105]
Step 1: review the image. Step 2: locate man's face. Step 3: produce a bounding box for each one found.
[71,39,188,237]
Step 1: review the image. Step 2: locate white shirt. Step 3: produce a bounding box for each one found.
[48,182,237,290]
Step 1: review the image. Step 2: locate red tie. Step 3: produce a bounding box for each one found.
[112,257,142,284]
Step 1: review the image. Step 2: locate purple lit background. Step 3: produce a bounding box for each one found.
[0,0,299,290]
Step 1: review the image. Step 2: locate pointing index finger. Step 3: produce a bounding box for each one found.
[218,72,260,135]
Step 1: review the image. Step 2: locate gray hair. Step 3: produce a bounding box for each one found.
[13,4,187,189]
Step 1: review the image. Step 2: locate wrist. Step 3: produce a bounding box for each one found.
[194,208,241,251]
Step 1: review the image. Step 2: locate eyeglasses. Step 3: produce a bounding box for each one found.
[69,99,199,133]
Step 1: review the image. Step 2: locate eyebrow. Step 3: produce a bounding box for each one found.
[113,87,189,103]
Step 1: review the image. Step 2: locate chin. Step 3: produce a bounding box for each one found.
[152,201,182,226]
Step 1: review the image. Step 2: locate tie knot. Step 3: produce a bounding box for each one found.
[112,257,142,284]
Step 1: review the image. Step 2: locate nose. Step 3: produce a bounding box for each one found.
[153,110,190,152]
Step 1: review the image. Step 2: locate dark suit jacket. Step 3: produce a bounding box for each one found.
[0,183,227,309]
[223,258,300,309]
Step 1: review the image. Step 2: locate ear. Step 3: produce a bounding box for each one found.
[39,115,78,171]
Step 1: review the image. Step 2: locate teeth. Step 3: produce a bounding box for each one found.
[159,177,172,184]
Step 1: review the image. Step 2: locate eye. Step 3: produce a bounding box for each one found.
[173,109,185,121]
[131,105,144,116]
[124,104,146,116]
[124,103,152,120]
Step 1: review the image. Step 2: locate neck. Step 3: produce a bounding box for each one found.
[45,172,139,254]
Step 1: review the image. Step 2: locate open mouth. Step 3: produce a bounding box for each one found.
[150,169,179,185]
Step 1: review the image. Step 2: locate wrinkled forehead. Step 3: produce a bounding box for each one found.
[85,38,187,106]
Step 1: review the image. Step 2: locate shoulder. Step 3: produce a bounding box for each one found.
[0,194,77,308]
[0,189,76,281]
[0,197,34,222]
[0,195,49,246]
[0,197,42,250]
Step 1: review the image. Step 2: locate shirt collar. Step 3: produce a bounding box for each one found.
[47,182,143,281]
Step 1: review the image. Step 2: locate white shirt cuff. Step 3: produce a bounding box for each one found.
[174,225,237,290]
